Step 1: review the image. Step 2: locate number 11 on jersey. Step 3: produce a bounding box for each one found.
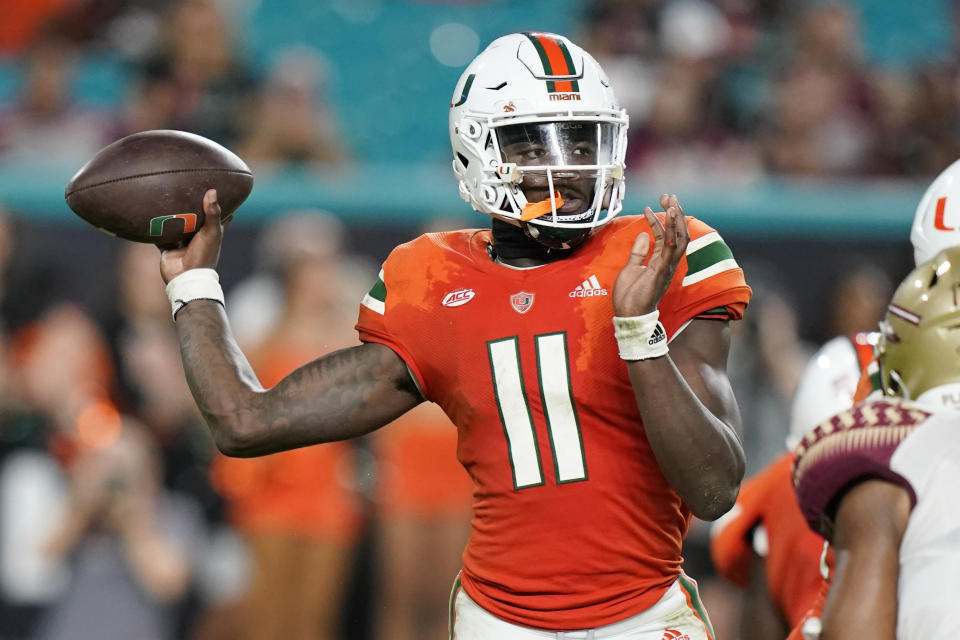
[487,332,588,490]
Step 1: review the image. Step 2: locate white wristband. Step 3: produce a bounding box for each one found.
[613,311,668,361]
[166,268,224,320]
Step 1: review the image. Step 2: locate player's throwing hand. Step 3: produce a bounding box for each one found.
[612,194,690,317]
[160,189,226,284]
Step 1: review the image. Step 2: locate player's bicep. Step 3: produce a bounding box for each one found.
[820,479,910,640]
[669,318,741,433]
[237,342,423,456]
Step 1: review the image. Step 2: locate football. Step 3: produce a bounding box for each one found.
[65,130,253,247]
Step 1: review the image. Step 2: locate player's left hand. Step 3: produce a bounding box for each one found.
[612,194,689,317]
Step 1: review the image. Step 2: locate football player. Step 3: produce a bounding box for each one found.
[793,245,960,638]
[158,33,752,638]
[710,334,871,639]
[710,156,960,640]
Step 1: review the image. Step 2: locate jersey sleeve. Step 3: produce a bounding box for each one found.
[355,243,431,396]
[792,398,927,540]
[658,216,753,337]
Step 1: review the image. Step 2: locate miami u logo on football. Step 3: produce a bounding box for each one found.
[149,213,198,236]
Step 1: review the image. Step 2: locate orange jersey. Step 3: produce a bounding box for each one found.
[710,452,826,626]
[355,215,751,629]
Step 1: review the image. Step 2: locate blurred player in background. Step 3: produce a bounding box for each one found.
[157,32,752,638]
[793,244,960,638]
[369,218,473,640]
[711,156,960,639]
[212,212,366,640]
[710,334,870,639]
[372,400,472,640]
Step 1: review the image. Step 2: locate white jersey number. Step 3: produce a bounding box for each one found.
[487,333,587,489]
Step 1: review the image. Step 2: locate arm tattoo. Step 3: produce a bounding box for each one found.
[177,300,422,456]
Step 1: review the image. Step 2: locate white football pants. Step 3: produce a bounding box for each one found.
[449,574,714,640]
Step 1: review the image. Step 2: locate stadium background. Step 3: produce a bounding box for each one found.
[0,0,954,638]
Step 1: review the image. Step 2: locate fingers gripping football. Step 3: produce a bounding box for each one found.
[160,189,226,284]
[612,194,689,317]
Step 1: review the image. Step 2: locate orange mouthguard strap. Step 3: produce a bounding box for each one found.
[521,192,564,221]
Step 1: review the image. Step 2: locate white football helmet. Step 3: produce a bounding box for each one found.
[786,335,867,449]
[449,32,629,249]
[911,157,960,266]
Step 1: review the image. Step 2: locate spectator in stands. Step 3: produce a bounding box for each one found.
[821,260,893,342]
[584,0,762,185]
[106,242,223,521]
[12,304,117,441]
[35,419,205,640]
[0,0,71,54]
[8,303,209,640]
[212,211,369,640]
[867,69,926,176]
[0,24,113,164]
[121,0,255,146]
[237,47,350,173]
[761,3,877,176]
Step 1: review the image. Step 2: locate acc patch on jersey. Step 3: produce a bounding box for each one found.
[443,288,476,307]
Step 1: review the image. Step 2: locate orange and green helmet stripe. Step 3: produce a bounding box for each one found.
[523,32,580,93]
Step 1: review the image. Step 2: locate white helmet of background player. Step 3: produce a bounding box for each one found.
[449,32,629,249]
[786,336,865,449]
[911,157,960,265]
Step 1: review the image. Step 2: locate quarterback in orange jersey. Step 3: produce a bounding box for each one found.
[154,32,751,639]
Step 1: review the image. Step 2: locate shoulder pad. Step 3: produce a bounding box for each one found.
[792,398,927,539]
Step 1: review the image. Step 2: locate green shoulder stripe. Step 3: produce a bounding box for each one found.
[361,269,386,314]
[683,231,738,286]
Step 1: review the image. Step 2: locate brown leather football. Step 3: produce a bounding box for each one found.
[65,130,253,247]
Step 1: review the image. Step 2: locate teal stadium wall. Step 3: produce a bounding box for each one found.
[0,0,953,239]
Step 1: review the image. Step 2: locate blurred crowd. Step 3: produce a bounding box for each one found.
[580,0,960,182]
[2,0,959,179]
[0,203,474,640]
[0,0,938,638]
[0,0,347,173]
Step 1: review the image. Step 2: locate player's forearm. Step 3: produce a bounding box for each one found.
[174,300,270,455]
[175,301,422,456]
[626,357,745,520]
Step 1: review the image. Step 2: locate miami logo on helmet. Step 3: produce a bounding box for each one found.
[523,32,582,100]
[149,213,198,236]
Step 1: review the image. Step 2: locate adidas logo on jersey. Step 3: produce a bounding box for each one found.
[569,275,607,297]
[648,323,666,346]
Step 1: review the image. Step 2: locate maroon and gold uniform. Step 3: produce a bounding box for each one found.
[356,214,751,629]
